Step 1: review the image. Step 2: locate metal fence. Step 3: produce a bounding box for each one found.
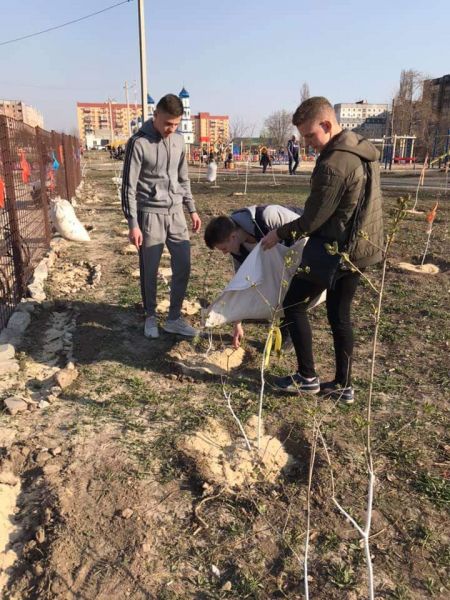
[0,115,81,330]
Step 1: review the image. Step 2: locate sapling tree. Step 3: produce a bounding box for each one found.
[421,201,438,266]
[301,196,409,600]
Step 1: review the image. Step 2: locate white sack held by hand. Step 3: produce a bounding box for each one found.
[50,197,90,242]
[205,240,325,327]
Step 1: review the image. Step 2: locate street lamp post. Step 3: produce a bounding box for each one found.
[138,0,148,123]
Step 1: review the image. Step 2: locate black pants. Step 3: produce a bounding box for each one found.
[283,271,361,386]
[289,156,299,174]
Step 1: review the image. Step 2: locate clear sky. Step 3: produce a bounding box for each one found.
[0,0,448,134]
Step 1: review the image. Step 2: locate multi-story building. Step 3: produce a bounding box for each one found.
[424,74,450,156]
[77,89,194,149]
[76,101,143,147]
[192,112,229,148]
[0,99,44,128]
[334,101,389,139]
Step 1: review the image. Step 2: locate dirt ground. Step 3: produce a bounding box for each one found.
[0,152,449,599]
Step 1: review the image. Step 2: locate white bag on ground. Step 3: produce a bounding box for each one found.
[205,240,325,327]
[207,162,217,183]
[50,198,90,242]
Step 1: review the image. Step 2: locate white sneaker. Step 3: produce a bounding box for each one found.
[163,317,198,337]
[144,316,159,338]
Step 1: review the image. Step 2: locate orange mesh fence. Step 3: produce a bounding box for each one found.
[0,116,81,329]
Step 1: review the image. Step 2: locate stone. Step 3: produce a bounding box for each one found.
[54,367,78,389]
[0,471,19,485]
[4,396,28,415]
[0,359,20,375]
[121,508,134,519]
[17,299,36,313]
[33,261,49,282]
[121,244,138,255]
[33,563,44,576]
[43,463,62,475]
[35,452,51,466]
[38,400,50,409]
[28,282,46,301]
[7,311,31,332]
[35,527,46,544]
[141,542,152,553]
[0,343,15,362]
[49,446,62,456]
[221,581,232,592]
[0,329,20,346]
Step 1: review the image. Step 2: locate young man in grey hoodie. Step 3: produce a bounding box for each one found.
[122,94,201,338]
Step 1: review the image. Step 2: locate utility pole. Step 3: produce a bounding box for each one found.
[138,0,148,123]
[108,97,115,144]
[124,81,131,137]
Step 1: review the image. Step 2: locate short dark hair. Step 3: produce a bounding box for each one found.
[292,96,334,126]
[156,94,183,117]
[204,216,238,249]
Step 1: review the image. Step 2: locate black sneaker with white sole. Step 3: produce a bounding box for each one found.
[320,381,355,405]
[271,372,320,394]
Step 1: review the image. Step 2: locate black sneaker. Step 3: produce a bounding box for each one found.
[320,381,355,405]
[271,372,320,394]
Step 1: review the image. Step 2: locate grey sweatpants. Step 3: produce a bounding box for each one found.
[137,210,190,320]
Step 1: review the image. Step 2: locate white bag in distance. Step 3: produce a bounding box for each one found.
[205,240,325,327]
[207,161,217,183]
[50,197,90,242]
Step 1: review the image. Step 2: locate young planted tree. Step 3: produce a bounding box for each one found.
[302,197,409,600]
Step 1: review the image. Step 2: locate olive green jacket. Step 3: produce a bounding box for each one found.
[277,130,384,268]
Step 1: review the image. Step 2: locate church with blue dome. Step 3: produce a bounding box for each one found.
[178,87,194,146]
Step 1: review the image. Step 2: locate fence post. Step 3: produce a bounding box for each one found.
[0,116,26,297]
[62,133,72,201]
[35,126,52,244]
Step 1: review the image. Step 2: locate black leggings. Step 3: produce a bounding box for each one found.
[283,271,361,386]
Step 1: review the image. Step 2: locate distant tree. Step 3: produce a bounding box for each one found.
[300,82,310,103]
[264,110,294,148]
[229,116,254,141]
[393,69,435,156]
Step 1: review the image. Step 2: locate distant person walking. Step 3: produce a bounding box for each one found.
[260,147,271,173]
[121,93,202,339]
[287,135,300,175]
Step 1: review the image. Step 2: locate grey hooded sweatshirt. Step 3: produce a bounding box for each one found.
[121,119,196,229]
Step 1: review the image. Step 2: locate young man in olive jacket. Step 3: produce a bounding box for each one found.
[261,97,383,403]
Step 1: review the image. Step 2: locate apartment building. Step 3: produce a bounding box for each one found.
[0,99,44,128]
[334,101,389,139]
[424,74,450,155]
[76,101,143,147]
[192,112,229,148]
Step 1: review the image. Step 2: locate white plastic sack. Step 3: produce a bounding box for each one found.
[207,162,217,183]
[205,241,325,327]
[50,198,90,242]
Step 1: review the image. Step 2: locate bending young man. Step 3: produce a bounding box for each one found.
[261,97,383,404]
[204,204,302,349]
[122,94,201,339]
